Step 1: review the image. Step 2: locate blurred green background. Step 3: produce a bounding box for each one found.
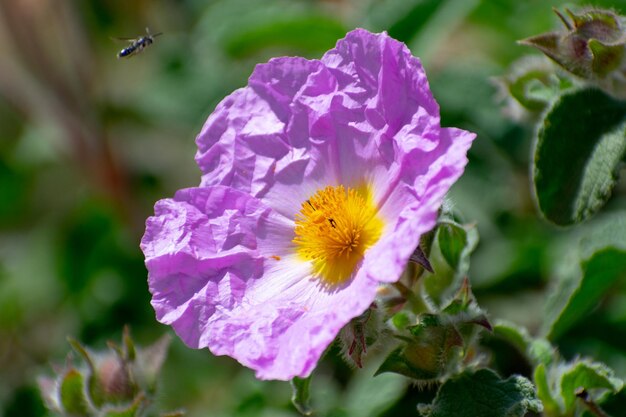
[1,1,625,416]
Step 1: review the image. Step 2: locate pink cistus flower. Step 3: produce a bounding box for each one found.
[141,29,476,380]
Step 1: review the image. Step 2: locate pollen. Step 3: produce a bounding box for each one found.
[293,185,384,286]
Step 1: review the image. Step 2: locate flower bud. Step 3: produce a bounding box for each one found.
[520,8,626,83]
[376,279,491,383]
[376,314,464,382]
[38,328,178,417]
[93,355,136,404]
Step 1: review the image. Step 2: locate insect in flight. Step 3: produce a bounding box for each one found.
[115,27,162,59]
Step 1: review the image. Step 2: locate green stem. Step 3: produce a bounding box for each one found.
[392,281,429,314]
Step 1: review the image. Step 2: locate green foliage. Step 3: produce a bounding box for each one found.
[416,369,542,417]
[492,320,554,367]
[533,88,626,225]
[423,214,478,304]
[223,16,347,59]
[535,359,623,417]
[59,369,89,416]
[542,212,626,339]
[437,221,468,270]
[39,330,175,417]
[3,1,626,416]
[290,377,311,416]
[342,372,406,417]
[377,279,490,383]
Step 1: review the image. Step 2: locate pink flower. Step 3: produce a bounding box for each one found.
[141,29,475,380]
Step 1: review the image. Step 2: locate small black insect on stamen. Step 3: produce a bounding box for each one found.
[328,218,337,228]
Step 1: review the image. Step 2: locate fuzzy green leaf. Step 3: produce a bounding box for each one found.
[535,359,623,416]
[290,376,312,416]
[503,57,571,113]
[493,321,554,366]
[560,360,623,411]
[417,369,542,417]
[542,212,626,339]
[533,364,561,416]
[533,88,626,225]
[60,369,89,416]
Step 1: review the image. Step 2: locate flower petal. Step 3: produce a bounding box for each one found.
[364,127,476,283]
[142,186,292,346]
[194,30,446,219]
[195,58,338,214]
[207,255,380,380]
[142,186,381,380]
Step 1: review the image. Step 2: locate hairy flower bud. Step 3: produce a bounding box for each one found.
[37,327,179,417]
[520,7,626,95]
[94,355,136,404]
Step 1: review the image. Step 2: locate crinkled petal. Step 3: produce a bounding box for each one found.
[142,186,380,380]
[363,127,476,283]
[207,255,380,380]
[142,187,291,346]
[195,30,444,219]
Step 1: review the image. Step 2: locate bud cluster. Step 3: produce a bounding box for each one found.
[375,278,491,384]
[37,327,181,417]
[520,8,626,96]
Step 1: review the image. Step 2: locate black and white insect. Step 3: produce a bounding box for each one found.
[115,28,162,59]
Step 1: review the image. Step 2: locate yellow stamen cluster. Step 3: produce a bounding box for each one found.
[293,185,383,286]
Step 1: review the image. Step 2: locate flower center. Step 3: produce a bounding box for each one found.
[293,184,383,286]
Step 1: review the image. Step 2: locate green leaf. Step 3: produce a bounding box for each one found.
[493,321,531,357]
[542,212,626,339]
[500,56,574,114]
[59,369,89,416]
[290,376,312,416]
[533,364,561,416]
[68,338,106,408]
[493,320,554,366]
[424,219,478,304]
[222,16,347,59]
[535,359,624,416]
[437,222,467,269]
[417,369,543,417]
[533,88,626,225]
[344,371,406,417]
[560,360,623,411]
